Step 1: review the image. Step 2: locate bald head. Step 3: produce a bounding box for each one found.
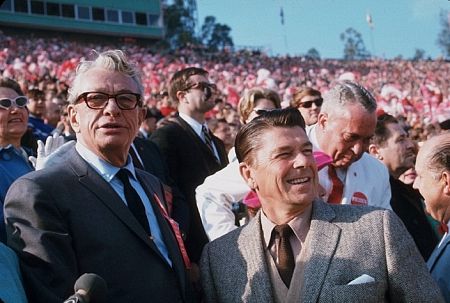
[420,132,450,173]
[413,131,450,223]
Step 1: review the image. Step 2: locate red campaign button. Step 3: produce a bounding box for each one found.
[351,192,368,206]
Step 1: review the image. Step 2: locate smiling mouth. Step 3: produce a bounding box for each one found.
[287,177,310,185]
[8,118,23,123]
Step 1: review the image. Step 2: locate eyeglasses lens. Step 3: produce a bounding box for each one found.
[0,96,28,109]
[300,98,323,108]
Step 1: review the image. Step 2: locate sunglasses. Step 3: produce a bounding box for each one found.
[0,96,29,110]
[184,82,217,99]
[299,98,323,109]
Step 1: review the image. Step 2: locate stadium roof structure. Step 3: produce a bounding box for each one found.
[0,0,164,39]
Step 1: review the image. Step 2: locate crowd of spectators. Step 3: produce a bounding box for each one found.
[1,30,450,300]
[1,30,449,144]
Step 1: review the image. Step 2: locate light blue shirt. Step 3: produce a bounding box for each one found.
[75,142,172,266]
[179,112,220,161]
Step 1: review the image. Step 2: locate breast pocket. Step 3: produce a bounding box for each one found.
[331,282,385,303]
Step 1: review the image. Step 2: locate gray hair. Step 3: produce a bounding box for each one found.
[68,50,143,104]
[427,132,450,174]
[321,80,377,114]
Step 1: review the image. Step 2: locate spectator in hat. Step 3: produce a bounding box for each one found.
[138,107,162,140]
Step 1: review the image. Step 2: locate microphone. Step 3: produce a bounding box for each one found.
[63,273,107,303]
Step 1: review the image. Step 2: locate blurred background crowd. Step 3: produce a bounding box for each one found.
[1,30,449,151]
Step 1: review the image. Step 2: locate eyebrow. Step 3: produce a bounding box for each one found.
[87,89,136,94]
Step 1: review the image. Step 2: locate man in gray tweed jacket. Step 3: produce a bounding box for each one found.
[200,108,444,302]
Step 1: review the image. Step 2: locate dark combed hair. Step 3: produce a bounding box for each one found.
[27,88,45,100]
[235,107,306,164]
[428,133,450,173]
[371,113,398,147]
[169,67,208,102]
[0,76,24,96]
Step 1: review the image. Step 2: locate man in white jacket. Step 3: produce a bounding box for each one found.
[197,81,391,241]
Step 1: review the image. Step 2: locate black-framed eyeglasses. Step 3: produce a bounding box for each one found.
[76,92,142,110]
[0,96,29,110]
[299,98,323,109]
[184,82,217,99]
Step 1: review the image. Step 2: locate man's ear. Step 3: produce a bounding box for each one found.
[176,91,186,103]
[368,144,382,160]
[317,112,328,131]
[67,104,80,133]
[138,106,146,126]
[441,170,450,195]
[239,162,256,190]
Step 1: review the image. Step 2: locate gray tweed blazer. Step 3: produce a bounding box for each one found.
[200,199,444,302]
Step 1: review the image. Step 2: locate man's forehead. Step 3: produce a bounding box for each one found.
[260,127,310,148]
[387,122,407,138]
[187,74,208,83]
[80,68,138,91]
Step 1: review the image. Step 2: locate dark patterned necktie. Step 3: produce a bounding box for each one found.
[202,124,215,154]
[116,169,151,235]
[274,224,295,287]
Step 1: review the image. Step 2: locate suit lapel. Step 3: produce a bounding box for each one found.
[69,149,166,263]
[237,212,274,303]
[427,234,450,271]
[173,116,222,165]
[137,171,188,298]
[212,135,228,166]
[301,200,340,302]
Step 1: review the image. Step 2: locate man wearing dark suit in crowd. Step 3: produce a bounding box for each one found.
[414,132,450,301]
[131,136,190,232]
[369,113,438,260]
[200,108,444,302]
[151,67,228,264]
[4,50,195,302]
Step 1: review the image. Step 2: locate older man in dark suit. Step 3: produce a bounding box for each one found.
[200,108,444,302]
[4,50,195,303]
[413,132,450,302]
[151,67,228,264]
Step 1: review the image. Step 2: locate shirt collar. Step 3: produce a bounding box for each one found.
[307,124,320,151]
[0,144,14,151]
[260,203,313,249]
[75,142,136,183]
[179,112,205,138]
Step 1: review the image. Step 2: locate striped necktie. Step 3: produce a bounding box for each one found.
[202,125,215,154]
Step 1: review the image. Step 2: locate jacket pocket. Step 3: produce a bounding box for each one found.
[332,281,384,303]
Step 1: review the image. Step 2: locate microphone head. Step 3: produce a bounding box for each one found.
[74,273,107,303]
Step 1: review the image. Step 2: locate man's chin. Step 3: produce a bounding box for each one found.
[333,158,353,169]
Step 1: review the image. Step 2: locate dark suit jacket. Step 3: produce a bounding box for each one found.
[428,235,450,302]
[151,116,228,262]
[390,176,439,260]
[200,200,444,302]
[132,137,190,234]
[4,148,195,303]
